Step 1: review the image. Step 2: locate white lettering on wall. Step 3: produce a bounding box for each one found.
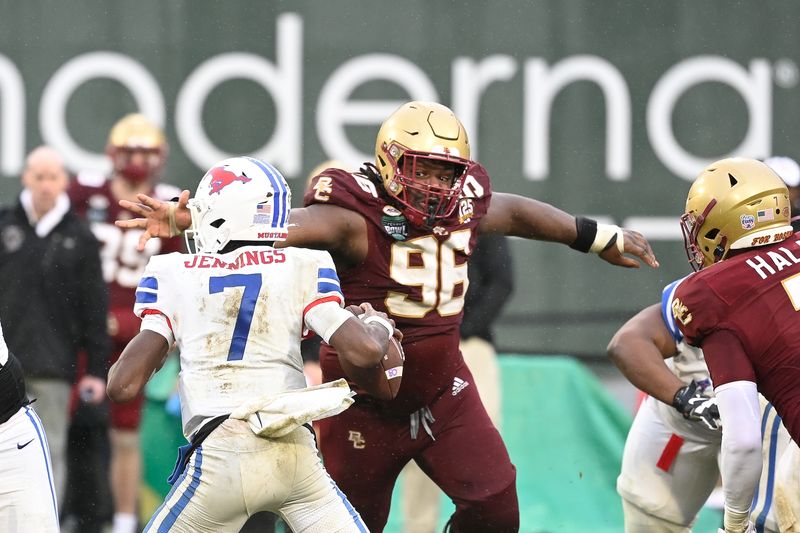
[39,51,165,174]
[648,56,772,179]
[524,55,631,181]
[451,55,517,161]
[0,10,780,194]
[0,54,24,176]
[317,54,438,168]
[176,13,302,174]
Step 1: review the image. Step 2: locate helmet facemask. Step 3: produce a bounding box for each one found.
[374,101,474,228]
[680,199,722,271]
[382,143,469,227]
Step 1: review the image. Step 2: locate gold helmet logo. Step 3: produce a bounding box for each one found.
[681,157,793,270]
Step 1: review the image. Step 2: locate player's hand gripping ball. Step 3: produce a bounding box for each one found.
[343,305,405,400]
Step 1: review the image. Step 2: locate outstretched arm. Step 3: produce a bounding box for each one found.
[478,192,658,268]
[116,192,368,266]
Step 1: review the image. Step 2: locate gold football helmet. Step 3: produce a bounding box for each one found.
[681,157,793,270]
[374,101,473,227]
[107,113,167,183]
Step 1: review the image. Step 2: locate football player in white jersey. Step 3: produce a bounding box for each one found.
[107,157,398,533]
[608,278,796,533]
[0,320,59,532]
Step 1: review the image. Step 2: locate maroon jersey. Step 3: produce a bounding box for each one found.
[673,233,800,439]
[69,172,184,344]
[305,165,492,414]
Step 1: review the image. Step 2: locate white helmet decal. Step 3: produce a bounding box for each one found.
[187,157,291,254]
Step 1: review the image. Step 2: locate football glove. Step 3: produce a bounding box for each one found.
[673,380,721,431]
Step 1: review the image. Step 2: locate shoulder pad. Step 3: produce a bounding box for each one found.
[75,170,107,188]
[154,183,182,201]
[303,168,383,211]
[661,277,688,342]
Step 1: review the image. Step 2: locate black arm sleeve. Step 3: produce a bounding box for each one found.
[0,351,27,424]
[460,234,514,341]
[77,229,111,379]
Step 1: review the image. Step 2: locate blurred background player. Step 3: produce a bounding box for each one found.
[0,146,109,516]
[673,158,800,533]
[764,156,800,217]
[401,233,513,533]
[108,156,396,532]
[69,114,183,533]
[117,100,658,532]
[0,318,60,532]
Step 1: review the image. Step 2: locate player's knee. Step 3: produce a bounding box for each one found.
[445,479,519,533]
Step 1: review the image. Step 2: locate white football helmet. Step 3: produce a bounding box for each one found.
[187,157,291,253]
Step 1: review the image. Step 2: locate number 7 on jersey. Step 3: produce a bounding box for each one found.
[209,273,262,361]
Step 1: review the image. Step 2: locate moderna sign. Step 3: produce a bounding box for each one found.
[0,13,779,181]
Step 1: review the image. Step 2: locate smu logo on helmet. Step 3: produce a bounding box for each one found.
[208,165,251,195]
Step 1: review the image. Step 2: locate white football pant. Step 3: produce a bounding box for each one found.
[144,419,368,532]
[0,405,59,532]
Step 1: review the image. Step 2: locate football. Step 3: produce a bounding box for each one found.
[338,325,405,401]
[380,336,405,399]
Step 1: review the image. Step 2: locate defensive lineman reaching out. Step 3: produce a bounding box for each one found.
[117,101,657,531]
[108,157,400,532]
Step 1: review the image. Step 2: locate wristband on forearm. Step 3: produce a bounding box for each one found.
[362,315,394,338]
[569,216,624,254]
[723,505,752,533]
[167,201,182,238]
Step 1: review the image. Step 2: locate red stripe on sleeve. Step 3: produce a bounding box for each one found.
[303,295,343,321]
[141,309,174,335]
[301,295,344,338]
[656,433,685,472]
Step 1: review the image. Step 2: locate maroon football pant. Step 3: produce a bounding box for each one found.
[318,367,519,532]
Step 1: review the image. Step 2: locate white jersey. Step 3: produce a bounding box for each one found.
[0,320,7,366]
[133,245,344,438]
[655,277,720,439]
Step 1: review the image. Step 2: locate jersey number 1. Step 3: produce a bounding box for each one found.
[209,273,262,361]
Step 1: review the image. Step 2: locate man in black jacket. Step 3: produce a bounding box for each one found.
[0,146,109,509]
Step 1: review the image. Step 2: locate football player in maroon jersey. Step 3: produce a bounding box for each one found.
[116,101,657,532]
[69,114,183,533]
[672,157,800,533]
